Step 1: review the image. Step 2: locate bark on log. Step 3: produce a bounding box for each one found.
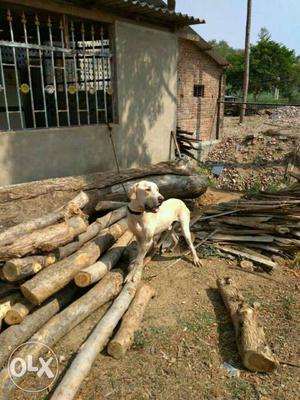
[21,219,128,304]
[0,272,123,398]
[4,297,35,325]
[0,293,22,329]
[0,191,88,246]
[108,284,155,359]
[3,254,57,282]
[0,161,192,203]
[0,216,88,260]
[96,201,127,212]
[217,277,278,372]
[50,279,140,400]
[57,207,127,259]
[0,285,76,369]
[102,174,208,202]
[75,230,133,287]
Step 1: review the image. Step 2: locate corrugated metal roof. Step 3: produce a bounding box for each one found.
[67,0,205,26]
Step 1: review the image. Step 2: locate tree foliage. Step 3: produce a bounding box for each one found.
[209,28,299,101]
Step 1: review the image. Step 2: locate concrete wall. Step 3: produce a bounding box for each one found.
[177,38,224,142]
[0,21,177,186]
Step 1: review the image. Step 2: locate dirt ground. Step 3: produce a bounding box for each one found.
[14,211,299,399]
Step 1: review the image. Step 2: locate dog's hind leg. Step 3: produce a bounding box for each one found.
[179,215,202,267]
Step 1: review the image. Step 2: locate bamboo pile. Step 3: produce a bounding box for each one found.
[192,182,300,271]
[0,161,207,399]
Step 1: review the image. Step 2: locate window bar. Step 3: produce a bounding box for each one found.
[0,47,11,130]
[100,26,108,123]
[48,16,60,127]
[7,9,25,129]
[59,18,70,126]
[91,24,99,124]
[70,21,80,125]
[35,14,48,128]
[22,12,36,128]
[81,23,90,124]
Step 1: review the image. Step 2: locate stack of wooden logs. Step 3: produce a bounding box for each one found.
[0,161,208,399]
[192,182,300,271]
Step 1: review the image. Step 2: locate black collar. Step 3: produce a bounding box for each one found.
[127,206,144,216]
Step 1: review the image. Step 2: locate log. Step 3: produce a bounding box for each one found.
[107,284,155,359]
[0,285,76,369]
[50,279,140,400]
[0,216,88,260]
[75,230,133,287]
[21,219,128,304]
[0,191,89,246]
[217,277,278,372]
[0,293,22,329]
[0,161,192,203]
[4,297,35,325]
[103,174,208,202]
[0,272,123,398]
[56,207,127,259]
[3,254,57,282]
[95,200,127,212]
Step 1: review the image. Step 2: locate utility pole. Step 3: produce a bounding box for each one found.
[167,0,176,11]
[240,0,252,123]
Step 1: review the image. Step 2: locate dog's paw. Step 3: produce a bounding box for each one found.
[125,267,142,283]
[194,258,203,268]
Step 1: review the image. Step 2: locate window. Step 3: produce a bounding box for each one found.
[193,84,205,98]
[0,6,114,131]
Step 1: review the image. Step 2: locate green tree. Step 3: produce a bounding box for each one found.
[249,34,296,100]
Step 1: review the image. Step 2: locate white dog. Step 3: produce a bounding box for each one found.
[126,180,201,282]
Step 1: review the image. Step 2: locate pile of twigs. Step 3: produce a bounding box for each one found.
[174,127,201,161]
[192,181,300,271]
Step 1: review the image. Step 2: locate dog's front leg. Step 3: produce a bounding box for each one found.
[125,238,153,283]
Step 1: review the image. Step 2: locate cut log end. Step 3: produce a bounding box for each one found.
[20,286,39,306]
[106,341,124,360]
[5,309,22,325]
[74,272,91,288]
[244,350,278,373]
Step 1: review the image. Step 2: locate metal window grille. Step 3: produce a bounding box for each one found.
[194,84,205,98]
[0,6,113,131]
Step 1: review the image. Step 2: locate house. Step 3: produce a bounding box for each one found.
[0,0,227,185]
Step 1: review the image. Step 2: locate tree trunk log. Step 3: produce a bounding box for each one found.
[21,219,128,304]
[50,279,140,400]
[0,292,22,329]
[101,174,208,202]
[96,201,127,212]
[0,272,123,398]
[0,285,76,369]
[0,161,192,203]
[3,254,57,282]
[57,207,127,259]
[75,230,133,287]
[4,297,35,325]
[108,284,155,359]
[0,191,88,246]
[217,277,278,372]
[0,216,88,260]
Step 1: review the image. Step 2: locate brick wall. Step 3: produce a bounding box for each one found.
[177,38,224,141]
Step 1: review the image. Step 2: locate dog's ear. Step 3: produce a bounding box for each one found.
[128,183,138,200]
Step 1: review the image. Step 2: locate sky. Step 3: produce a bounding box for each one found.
[176,0,300,55]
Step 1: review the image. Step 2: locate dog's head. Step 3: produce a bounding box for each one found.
[128,181,164,212]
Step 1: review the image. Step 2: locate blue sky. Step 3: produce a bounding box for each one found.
[176,0,300,55]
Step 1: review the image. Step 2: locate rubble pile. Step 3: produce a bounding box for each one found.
[265,106,300,124]
[206,132,298,191]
